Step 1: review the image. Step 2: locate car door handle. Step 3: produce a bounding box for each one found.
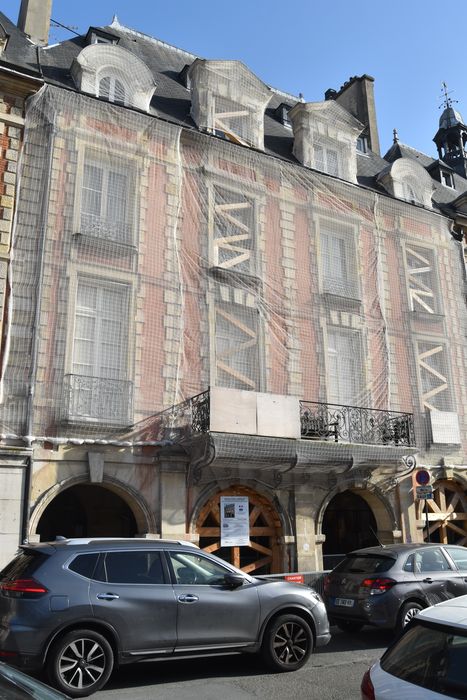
[96,593,120,600]
[423,577,433,583]
[178,594,199,603]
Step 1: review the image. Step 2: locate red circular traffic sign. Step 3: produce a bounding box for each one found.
[415,469,430,486]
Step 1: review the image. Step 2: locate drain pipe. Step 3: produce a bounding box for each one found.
[20,455,32,543]
[25,112,56,445]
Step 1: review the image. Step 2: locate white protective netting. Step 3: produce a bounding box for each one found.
[1,80,465,464]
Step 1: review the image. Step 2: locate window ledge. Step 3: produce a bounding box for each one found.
[73,231,137,254]
[209,266,261,289]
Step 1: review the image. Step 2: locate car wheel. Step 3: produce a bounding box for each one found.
[47,629,114,697]
[397,602,423,633]
[336,620,364,634]
[261,614,313,672]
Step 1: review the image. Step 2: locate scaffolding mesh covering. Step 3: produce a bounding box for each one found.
[2,83,466,460]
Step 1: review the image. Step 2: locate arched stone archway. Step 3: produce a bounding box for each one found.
[29,477,154,541]
[195,485,284,574]
[321,491,379,566]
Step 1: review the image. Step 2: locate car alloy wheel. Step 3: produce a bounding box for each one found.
[398,602,423,632]
[262,614,313,671]
[47,629,114,697]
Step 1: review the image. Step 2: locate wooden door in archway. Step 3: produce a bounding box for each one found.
[196,486,283,574]
[419,480,467,545]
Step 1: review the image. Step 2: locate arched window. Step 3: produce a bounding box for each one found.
[71,44,156,112]
[98,75,127,105]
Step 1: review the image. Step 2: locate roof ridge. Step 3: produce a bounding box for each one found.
[109,16,199,61]
[398,141,434,160]
[109,17,301,104]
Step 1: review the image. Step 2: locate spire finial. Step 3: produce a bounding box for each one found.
[393,128,399,144]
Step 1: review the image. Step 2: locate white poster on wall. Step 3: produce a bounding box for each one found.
[220,496,250,547]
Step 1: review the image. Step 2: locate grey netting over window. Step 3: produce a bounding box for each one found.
[0,82,465,459]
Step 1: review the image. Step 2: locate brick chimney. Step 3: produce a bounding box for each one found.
[326,75,380,156]
[17,0,52,46]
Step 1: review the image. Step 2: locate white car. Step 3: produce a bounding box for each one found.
[361,593,467,699]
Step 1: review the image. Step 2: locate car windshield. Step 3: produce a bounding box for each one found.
[381,621,467,700]
[333,555,395,574]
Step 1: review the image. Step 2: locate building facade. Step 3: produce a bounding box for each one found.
[0,3,466,571]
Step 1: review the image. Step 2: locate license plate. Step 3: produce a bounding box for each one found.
[335,597,354,607]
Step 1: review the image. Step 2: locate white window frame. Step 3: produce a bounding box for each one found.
[441,170,454,189]
[74,144,137,246]
[313,141,341,177]
[325,327,364,406]
[98,74,127,104]
[318,218,360,299]
[65,270,134,425]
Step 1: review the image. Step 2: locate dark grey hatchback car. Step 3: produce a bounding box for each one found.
[324,543,467,634]
[0,538,330,697]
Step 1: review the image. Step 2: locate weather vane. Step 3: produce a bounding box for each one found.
[439,81,458,110]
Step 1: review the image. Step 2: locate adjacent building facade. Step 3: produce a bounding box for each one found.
[0,2,466,571]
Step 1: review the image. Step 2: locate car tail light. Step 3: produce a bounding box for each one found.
[0,650,18,658]
[360,577,396,595]
[360,668,375,700]
[323,575,331,594]
[0,578,48,598]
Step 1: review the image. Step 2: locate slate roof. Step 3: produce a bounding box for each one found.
[1,11,465,215]
[383,140,467,211]
[0,11,40,76]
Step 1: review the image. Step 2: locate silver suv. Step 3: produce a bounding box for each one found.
[0,538,330,697]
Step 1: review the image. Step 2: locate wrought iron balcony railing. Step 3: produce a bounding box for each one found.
[80,212,132,245]
[144,389,416,448]
[153,390,211,440]
[300,401,415,447]
[63,374,133,426]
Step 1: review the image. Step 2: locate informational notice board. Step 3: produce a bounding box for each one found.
[220,496,250,547]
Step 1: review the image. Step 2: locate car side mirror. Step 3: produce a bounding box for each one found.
[224,573,245,589]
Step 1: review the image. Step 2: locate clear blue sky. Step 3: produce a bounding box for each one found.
[2,0,464,156]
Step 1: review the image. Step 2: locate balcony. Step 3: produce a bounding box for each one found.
[155,389,415,448]
[62,374,133,426]
[151,389,417,475]
[300,401,415,447]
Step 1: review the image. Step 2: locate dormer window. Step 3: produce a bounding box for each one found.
[86,27,119,45]
[0,27,8,57]
[356,135,368,154]
[441,170,454,188]
[71,43,156,113]
[275,103,292,129]
[188,59,272,150]
[288,100,363,183]
[377,158,433,208]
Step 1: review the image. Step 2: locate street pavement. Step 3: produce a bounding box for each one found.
[96,626,394,699]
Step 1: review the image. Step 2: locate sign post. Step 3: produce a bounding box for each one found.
[414,470,433,542]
